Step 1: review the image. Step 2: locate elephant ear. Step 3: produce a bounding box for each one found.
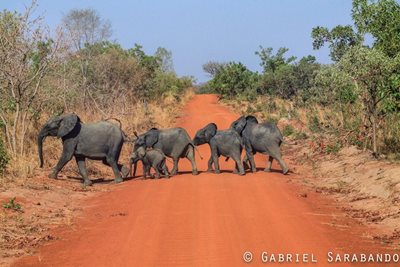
[144,129,159,147]
[246,115,258,124]
[232,116,247,134]
[204,123,217,142]
[57,114,80,138]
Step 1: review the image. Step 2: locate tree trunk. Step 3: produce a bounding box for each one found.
[371,100,378,158]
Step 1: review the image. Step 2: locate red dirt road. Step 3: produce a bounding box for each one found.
[15,95,396,267]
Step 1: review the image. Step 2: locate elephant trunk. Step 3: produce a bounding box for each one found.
[129,157,138,178]
[37,130,46,168]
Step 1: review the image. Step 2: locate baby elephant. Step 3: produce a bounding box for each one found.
[130,147,169,179]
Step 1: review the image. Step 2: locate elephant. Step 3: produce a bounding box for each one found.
[133,127,198,176]
[129,147,169,179]
[193,123,245,175]
[37,113,129,185]
[230,115,289,174]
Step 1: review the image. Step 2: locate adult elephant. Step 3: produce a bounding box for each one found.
[230,115,289,174]
[37,113,129,185]
[193,123,245,175]
[133,127,198,176]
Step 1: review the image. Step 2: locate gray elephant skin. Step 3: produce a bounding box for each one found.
[37,113,129,185]
[193,123,245,175]
[134,127,198,175]
[230,115,289,174]
[130,147,169,179]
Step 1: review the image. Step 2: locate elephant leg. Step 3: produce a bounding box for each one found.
[154,164,161,179]
[107,157,123,183]
[50,146,74,179]
[207,156,213,172]
[244,142,256,172]
[233,162,239,174]
[213,155,220,174]
[186,146,198,175]
[118,163,130,178]
[171,157,179,175]
[269,150,289,175]
[75,156,92,186]
[209,144,220,174]
[142,164,148,179]
[242,154,250,170]
[162,163,170,178]
[246,152,257,173]
[264,156,274,172]
[232,154,245,176]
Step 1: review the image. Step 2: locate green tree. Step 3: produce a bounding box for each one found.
[255,46,296,73]
[311,25,362,62]
[352,0,400,57]
[208,62,258,99]
[339,46,400,156]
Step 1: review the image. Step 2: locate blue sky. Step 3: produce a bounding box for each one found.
[2,1,354,83]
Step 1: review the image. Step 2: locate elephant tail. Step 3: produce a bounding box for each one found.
[104,118,134,143]
[189,142,203,160]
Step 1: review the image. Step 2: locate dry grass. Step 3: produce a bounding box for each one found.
[1,89,195,186]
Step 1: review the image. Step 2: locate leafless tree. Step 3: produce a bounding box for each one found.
[0,1,62,157]
[202,61,226,77]
[62,8,112,51]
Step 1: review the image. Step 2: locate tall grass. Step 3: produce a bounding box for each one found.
[1,89,194,183]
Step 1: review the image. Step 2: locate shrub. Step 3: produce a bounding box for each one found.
[2,197,22,211]
[308,115,321,133]
[282,125,295,136]
[0,138,9,176]
[325,141,342,154]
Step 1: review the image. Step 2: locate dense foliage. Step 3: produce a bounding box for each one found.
[203,0,400,156]
[0,5,193,175]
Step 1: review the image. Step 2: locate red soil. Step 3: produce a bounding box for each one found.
[14,95,397,267]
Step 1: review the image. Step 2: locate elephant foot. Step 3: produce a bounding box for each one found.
[251,168,257,173]
[243,162,250,170]
[238,171,245,176]
[207,168,213,173]
[233,169,239,174]
[282,168,289,175]
[214,170,221,174]
[264,168,272,172]
[192,170,199,175]
[171,170,177,176]
[121,167,130,178]
[114,177,123,183]
[165,175,170,179]
[83,179,93,186]
[48,173,57,179]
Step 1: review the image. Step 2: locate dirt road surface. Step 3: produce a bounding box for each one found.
[14,95,397,266]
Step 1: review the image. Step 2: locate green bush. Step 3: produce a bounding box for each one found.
[308,115,321,133]
[325,141,342,154]
[282,125,295,136]
[293,131,308,140]
[2,197,21,211]
[0,138,9,175]
[206,62,259,100]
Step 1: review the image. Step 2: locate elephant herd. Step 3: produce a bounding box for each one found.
[37,113,289,185]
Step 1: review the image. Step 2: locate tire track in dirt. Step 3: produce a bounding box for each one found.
[14,94,396,267]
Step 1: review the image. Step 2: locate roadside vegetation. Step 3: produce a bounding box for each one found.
[201,0,400,160]
[0,1,194,181]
